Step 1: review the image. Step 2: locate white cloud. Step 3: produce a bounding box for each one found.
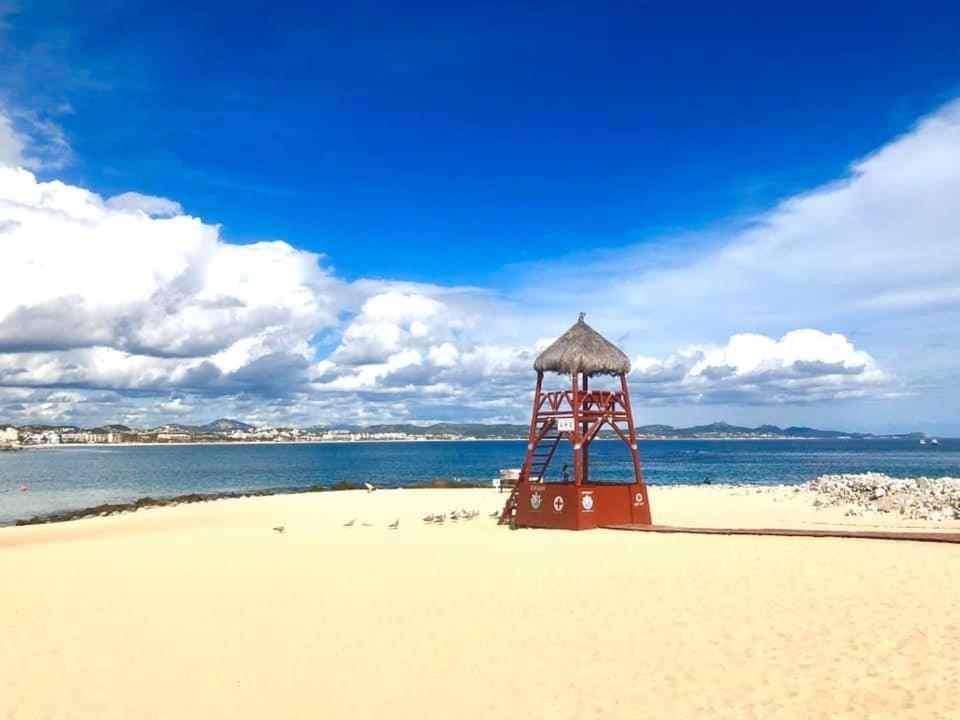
[0,111,27,167]
[105,191,183,217]
[0,162,347,399]
[0,106,71,171]
[4,97,960,429]
[506,100,960,423]
[631,330,893,404]
[316,289,531,399]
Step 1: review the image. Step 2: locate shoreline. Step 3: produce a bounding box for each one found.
[14,435,944,450]
[4,478,489,527]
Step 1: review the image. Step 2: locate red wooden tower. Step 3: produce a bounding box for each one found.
[502,314,652,530]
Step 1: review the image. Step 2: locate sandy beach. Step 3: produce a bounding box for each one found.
[2,485,959,720]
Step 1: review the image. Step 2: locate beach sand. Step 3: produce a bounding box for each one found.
[2,486,959,719]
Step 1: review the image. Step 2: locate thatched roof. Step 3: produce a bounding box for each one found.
[534,313,631,377]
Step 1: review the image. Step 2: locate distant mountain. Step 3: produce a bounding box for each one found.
[11,424,80,433]
[362,421,923,440]
[364,423,528,438]
[88,424,132,433]
[198,418,257,433]
[150,419,257,434]
[8,418,927,440]
[634,424,675,435]
[781,425,852,439]
[674,421,755,436]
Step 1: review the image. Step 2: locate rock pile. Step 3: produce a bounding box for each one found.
[808,472,960,521]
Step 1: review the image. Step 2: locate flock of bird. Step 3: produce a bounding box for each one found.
[274,508,501,534]
[422,509,495,524]
[340,517,398,529]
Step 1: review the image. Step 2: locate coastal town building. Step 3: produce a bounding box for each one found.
[156,432,192,443]
[60,431,118,444]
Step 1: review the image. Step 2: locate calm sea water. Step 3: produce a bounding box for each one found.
[1,439,958,525]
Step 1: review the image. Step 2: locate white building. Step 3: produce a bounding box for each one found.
[1,427,19,444]
[60,432,117,444]
[156,432,192,442]
[61,432,93,443]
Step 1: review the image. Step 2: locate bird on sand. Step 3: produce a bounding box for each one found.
[273,526,285,533]
[343,518,356,527]
[388,519,399,530]
[489,511,500,518]
[422,514,435,522]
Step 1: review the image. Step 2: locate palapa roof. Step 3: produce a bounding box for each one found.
[534,313,631,377]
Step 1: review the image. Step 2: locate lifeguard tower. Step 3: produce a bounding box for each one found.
[501,314,652,530]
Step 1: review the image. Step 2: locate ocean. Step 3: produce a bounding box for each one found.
[1,438,958,525]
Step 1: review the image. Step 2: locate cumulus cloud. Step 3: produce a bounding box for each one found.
[315,289,533,403]
[631,330,893,404]
[513,100,960,354]
[500,99,960,428]
[105,191,183,217]
[0,162,347,401]
[7,95,960,428]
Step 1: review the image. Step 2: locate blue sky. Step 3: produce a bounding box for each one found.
[1,1,960,432]
[10,0,960,282]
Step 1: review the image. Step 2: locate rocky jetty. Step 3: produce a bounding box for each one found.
[11,478,488,526]
[808,472,960,520]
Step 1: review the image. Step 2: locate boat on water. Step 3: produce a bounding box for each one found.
[920,438,926,445]
[931,438,939,445]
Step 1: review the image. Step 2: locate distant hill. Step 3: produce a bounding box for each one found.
[152,419,257,434]
[364,421,923,440]
[10,424,80,433]
[198,419,257,433]
[8,418,926,440]
[88,424,133,433]
[364,423,528,438]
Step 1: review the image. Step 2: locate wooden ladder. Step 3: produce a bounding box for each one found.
[497,482,520,525]
[499,421,562,525]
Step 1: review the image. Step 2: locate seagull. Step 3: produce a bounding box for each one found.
[343,518,356,527]
[388,519,399,530]
[489,511,500,518]
[361,522,374,527]
[273,526,285,533]
[433,515,445,524]
[422,514,435,522]
[364,482,376,493]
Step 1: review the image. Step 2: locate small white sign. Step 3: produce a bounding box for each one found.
[557,418,575,432]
